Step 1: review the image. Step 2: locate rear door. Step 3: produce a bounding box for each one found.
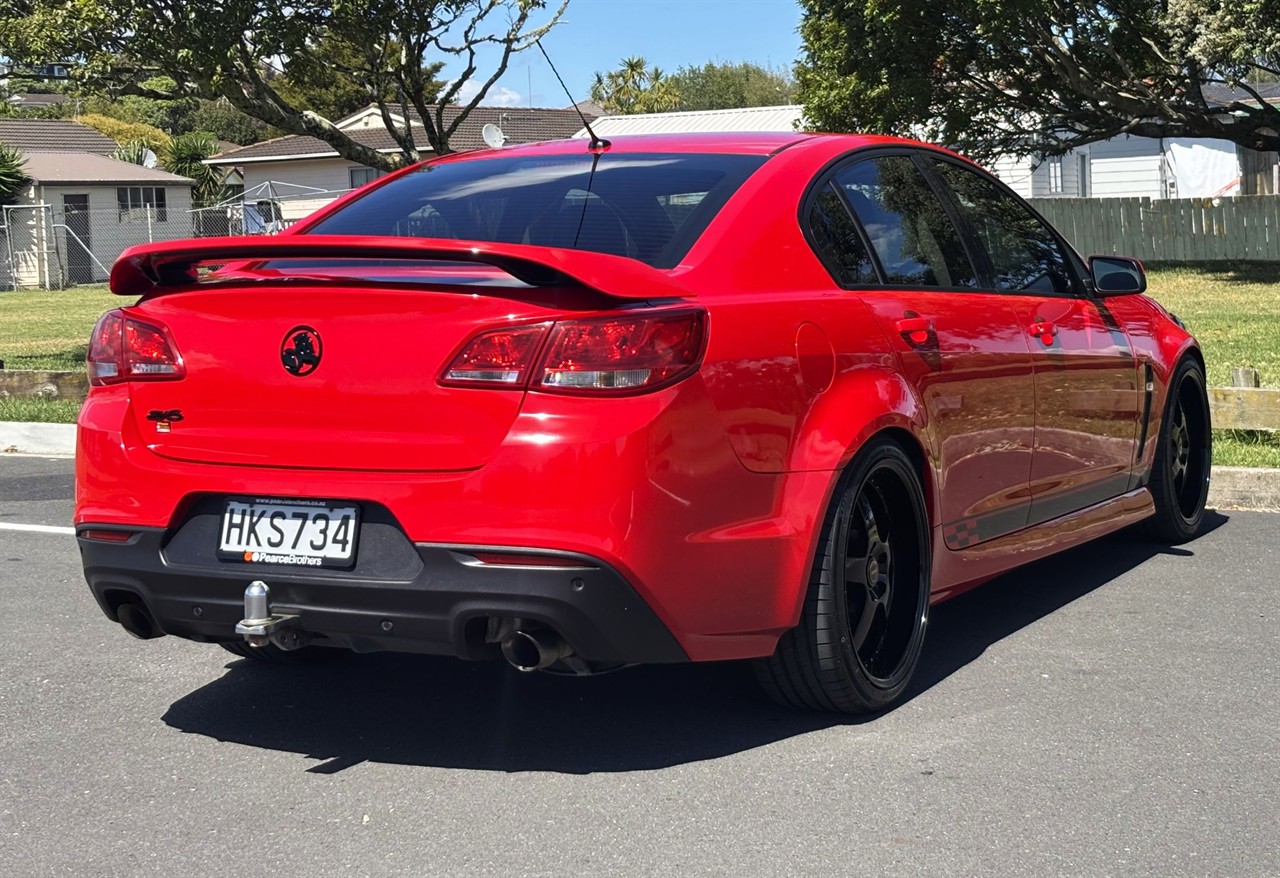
[925,157,1139,523]
[807,153,1037,547]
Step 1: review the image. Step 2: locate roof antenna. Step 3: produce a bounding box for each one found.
[536,38,609,150]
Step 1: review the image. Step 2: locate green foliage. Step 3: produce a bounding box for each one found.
[111,139,153,165]
[0,0,568,167]
[590,57,681,114]
[668,61,795,112]
[796,0,1280,160]
[0,144,31,206]
[159,131,226,207]
[176,100,264,145]
[75,112,169,149]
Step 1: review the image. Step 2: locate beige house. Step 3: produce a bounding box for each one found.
[1,119,195,289]
[204,105,594,226]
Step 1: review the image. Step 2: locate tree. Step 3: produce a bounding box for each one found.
[269,33,446,124]
[590,56,681,114]
[0,0,569,170]
[175,99,266,146]
[668,61,795,111]
[796,0,1280,161]
[160,132,226,206]
[0,144,30,206]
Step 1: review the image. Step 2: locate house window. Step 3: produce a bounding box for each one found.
[1047,157,1063,194]
[349,167,383,189]
[116,187,168,222]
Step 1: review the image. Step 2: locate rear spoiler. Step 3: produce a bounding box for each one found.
[109,235,696,300]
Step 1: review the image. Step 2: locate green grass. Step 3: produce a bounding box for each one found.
[1,270,1278,466]
[0,284,118,370]
[0,397,81,424]
[1144,263,1280,468]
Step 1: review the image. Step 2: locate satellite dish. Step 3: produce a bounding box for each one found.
[481,123,506,149]
[141,149,158,169]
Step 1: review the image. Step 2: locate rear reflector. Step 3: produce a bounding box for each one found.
[80,529,136,543]
[88,310,185,386]
[441,310,706,395]
[467,552,595,568]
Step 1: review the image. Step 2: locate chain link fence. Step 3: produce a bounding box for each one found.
[2,185,346,293]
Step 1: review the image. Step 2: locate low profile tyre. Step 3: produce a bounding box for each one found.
[219,641,349,664]
[755,439,931,714]
[1146,357,1211,543]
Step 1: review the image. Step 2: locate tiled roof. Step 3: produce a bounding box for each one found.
[0,119,118,155]
[206,105,592,164]
[8,93,71,107]
[1202,83,1280,106]
[21,152,194,185]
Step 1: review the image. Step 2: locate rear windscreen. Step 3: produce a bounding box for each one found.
[304,152,768,268]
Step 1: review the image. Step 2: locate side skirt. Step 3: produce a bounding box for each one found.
[930,487,1155,603]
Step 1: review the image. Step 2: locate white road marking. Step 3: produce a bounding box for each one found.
[0,522,76,536]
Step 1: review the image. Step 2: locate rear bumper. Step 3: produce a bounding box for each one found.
[78,523,688,664]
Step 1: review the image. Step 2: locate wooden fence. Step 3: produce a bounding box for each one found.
[1029,195,1280,262]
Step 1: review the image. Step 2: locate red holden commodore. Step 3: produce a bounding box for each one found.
[75,132,1211,713]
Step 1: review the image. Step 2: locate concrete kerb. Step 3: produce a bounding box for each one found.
[2,421,1278,512]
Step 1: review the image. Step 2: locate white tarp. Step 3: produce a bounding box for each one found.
[1165,138,1240,197]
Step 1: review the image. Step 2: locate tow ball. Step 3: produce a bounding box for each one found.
[234,581,305,650]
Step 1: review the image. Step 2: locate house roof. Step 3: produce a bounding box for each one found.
[0,119,118,155]
[574,105,804,138]
[7,93,71,108]
[1202,83,1280,107]
[205,105,593,165]
[21,152,194,185]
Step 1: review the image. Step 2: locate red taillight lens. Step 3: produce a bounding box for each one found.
[535,310,706,394]
[87,309,185,386]
[440,323,551,386]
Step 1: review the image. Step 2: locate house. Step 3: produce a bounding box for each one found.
[5,92,71,112]
[1,119,195,289]
[573,99,1280,200]
[204,104,594,225]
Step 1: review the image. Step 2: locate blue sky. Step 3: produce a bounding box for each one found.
[454,0,805,108]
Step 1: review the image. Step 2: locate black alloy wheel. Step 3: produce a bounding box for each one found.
[755,439,931,714]
[1146,357,1211,543]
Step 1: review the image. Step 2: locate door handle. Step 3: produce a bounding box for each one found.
[1028,321,1057,346]
[895,316,933,346]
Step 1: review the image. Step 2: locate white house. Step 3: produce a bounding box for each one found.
[572,102,1279,200]
[204,104,594,225]
[1,119,195,289]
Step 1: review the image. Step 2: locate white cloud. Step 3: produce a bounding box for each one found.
[451,80,525,107]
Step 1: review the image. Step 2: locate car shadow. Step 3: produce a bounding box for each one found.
[162,512,1228,774]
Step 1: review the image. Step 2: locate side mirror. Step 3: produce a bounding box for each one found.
[1089,256,1146,296]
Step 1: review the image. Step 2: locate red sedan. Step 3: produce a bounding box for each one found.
[75,132,1210,713]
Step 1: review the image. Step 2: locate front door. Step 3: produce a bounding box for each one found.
[924,158,1138,524]
[62,194,93,284]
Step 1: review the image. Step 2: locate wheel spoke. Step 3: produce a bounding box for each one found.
[849,592,880,653]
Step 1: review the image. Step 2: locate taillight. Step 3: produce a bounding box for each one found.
[87,309,186,386]
[441,310,706,395]
[440,323,550,386]
[535,311,706,393]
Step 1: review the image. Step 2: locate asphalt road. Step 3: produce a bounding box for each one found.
[1,454,1277,878]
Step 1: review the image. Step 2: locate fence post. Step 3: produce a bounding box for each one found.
[1231,368,1261,388]
[146,205,154,244]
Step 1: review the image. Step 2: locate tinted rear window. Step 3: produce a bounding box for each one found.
[306,152,767,268]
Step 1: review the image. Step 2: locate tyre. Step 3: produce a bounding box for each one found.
[219,640,349,664]
[755,438,931,714]
[1146,357,1211,543]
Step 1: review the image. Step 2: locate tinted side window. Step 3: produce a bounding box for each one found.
[931,159,1073,294]
[833,157,977,288]
[806,182,878,286]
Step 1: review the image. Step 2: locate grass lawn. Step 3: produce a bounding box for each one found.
[2,270,1278,465]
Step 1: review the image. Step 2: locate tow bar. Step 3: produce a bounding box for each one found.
[234,581,305,650]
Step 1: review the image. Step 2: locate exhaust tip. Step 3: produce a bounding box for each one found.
[501,629,570,672]
[116,601,163,640]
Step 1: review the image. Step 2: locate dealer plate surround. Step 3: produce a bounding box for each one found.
[218,497,360,568]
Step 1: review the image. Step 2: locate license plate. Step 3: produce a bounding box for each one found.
[218,498,360,568]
